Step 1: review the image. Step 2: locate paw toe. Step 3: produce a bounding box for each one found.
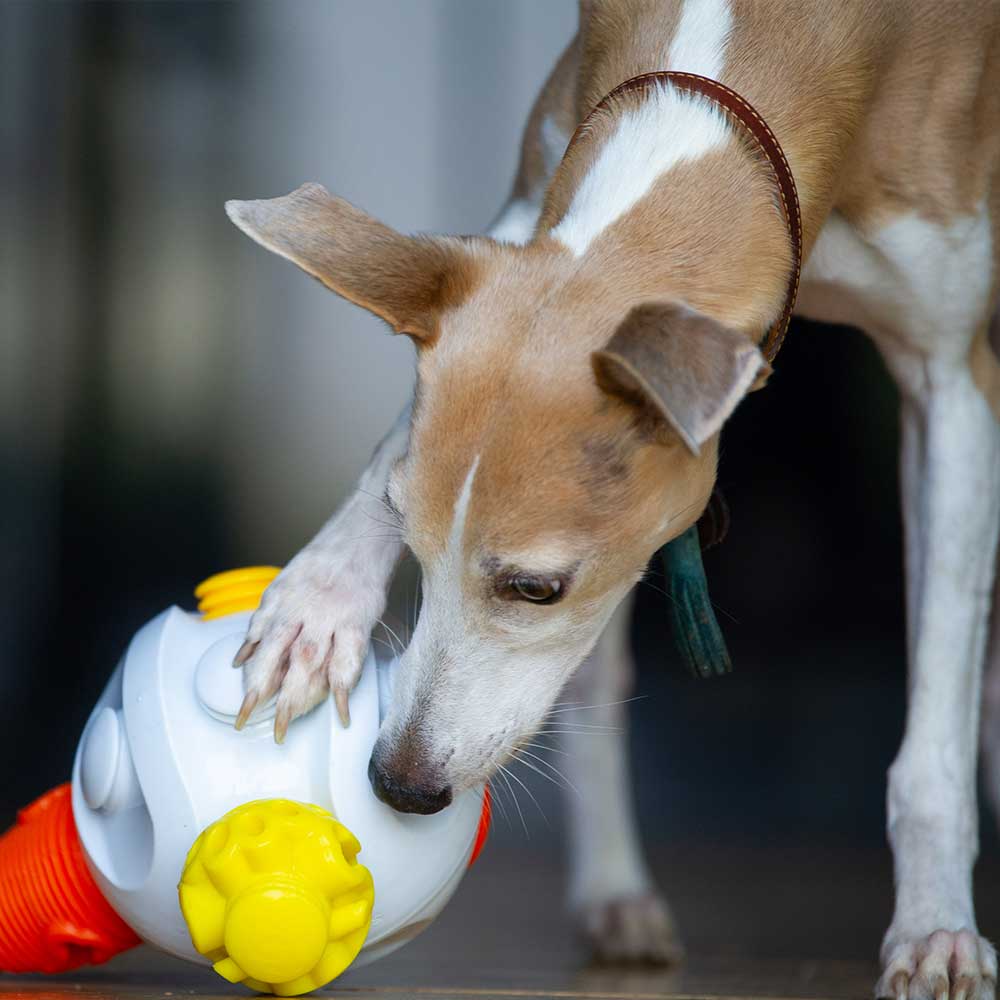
[878,930,996,1000]
[580,894,683,967]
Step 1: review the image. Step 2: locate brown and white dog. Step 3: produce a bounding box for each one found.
[225,2,1000,997]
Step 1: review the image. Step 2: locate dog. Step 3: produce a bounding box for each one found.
[224,2,1000,997]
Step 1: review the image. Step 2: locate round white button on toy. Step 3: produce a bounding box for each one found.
[195,633,276,727]
[80,706,144,814]
[80,707,120,811]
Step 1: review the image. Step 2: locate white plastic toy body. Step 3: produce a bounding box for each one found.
[70,601,486,970]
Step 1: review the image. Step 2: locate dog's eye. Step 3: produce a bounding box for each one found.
[511,577,563,604]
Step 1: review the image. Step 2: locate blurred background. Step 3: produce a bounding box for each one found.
[2,0,996,971]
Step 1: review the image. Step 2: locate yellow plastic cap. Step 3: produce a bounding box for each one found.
[178,799,374,996]
[194,566,281,620]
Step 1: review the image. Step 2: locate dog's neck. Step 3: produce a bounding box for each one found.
[537,79,793,337]
[532,0,889,335]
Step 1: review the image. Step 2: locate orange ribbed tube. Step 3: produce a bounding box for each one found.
[0,784,140,974]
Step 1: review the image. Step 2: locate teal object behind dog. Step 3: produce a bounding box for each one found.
[661,525,731,679]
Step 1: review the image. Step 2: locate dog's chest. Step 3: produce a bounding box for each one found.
[796,206,993,366]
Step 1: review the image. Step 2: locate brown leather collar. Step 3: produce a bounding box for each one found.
[569,71,802,363]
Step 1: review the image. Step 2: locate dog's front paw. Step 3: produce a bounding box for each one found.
[578,892,684,966]
[233,546,388,741]
[877,928,997,1000]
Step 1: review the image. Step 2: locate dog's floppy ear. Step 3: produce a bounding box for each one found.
[226,183,473,343]
[592,302,768,455]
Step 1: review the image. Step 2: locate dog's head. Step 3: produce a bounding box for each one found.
[228,183,768,813]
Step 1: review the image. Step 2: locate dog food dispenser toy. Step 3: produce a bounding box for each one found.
[0,567,491,995]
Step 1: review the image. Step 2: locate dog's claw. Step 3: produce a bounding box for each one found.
[952,978,972,1000]
[274,703,292,744]
[878,929,996,1000]
[233,639,258,668]
[334,688,351,727]
[235,691,259,731]
[230,534,388,743]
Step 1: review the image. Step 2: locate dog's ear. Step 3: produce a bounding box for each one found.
[226,183,474,343]
[592,302,768,455]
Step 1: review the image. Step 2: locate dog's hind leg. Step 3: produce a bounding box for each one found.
[560,588,683,965]
[875,306,1000,1000]
[487,30,578,244]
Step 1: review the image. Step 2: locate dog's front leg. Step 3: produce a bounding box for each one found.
[234,404,410,740]
[982,547,1000,824]
[560,589,683,965]
[876,350,1000,1000]
[979,312,1000,829]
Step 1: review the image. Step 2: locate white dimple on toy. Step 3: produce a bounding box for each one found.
[71,595,487,970]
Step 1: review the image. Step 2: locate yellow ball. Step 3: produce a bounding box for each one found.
[178,799,374,996]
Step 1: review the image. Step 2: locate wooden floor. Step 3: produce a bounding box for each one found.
[0,956,879,1000]
[3,840,998,1000]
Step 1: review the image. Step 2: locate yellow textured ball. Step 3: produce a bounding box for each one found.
[178,799,374,996]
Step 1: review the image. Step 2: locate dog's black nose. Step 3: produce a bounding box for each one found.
[367,757,452,815]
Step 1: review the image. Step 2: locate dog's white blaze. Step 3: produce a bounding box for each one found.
[449,454,481,555]
[550,0,733,257]
[668,0,733,79]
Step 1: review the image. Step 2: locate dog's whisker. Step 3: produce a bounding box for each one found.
[495,764,529,837]
[355,487,389,504]
[354,493,402,527]
[507,745,580,797]
[403,587,412,648]
[515,740,569,757]
[498,761,549,830]
[355,486,403,527]
[534,728,621,738]
[542,717,621,728]
[537,721,622,732]
[341,530,404,544]
[358,508,403,532]
[489,777,513,830]
[640,574,677,606]
[546,696,646,715]
[508,751,569,793]
[511,744,571,776]
[359,522,404,537]
[536,733,620,741]
[372,628,399,658]
[376,617,406,658]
